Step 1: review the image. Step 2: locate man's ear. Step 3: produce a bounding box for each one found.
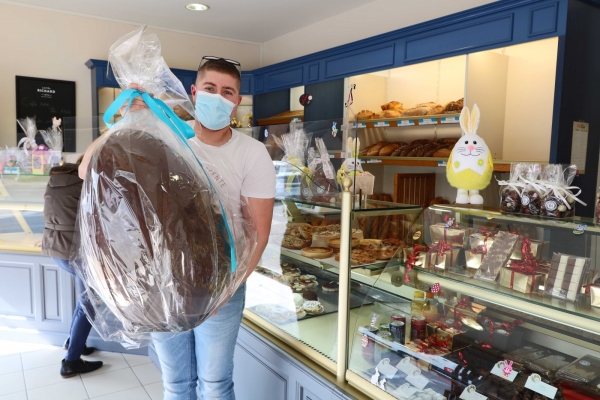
[237,95,242,106]
[191,84,197,102]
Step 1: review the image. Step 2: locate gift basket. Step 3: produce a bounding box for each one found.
[40,117,63,166]
[72,27,257,347]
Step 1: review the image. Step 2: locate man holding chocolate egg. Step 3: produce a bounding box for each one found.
[79,57,275,400]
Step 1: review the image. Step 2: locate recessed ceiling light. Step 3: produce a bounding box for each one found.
[185,3,209,11]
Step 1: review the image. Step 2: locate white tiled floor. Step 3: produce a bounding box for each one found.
[0,340,163,400]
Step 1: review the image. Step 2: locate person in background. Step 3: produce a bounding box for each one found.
[42,158,103,378]
[79,56,276,400]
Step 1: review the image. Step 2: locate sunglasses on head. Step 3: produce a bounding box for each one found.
[199,56,241,72]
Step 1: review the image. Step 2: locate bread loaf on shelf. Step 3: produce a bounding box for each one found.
[380,109,401,118]
[443,98,464,113]
[381,101,403,111]
[401,107,430,117]
[433,148,452,157]
[379,143,400,156]
[356,110,374,119]
[367,142,388,156]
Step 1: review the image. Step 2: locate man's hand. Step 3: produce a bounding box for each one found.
[119,83,149,116]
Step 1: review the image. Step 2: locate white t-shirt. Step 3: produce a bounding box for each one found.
[186,122,276,215]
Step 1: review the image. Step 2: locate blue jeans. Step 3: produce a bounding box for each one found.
[152,284,246,400]
[53,258,93,361]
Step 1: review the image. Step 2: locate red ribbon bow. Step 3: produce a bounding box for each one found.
[432,240,452,257]
[405,245,422,283]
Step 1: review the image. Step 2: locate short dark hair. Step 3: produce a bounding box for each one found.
[197,58,241,91]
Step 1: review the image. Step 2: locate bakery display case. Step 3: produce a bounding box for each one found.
[0,173,47,254]
[345,204,600,399]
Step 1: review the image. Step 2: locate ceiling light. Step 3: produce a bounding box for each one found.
[185,3,209,11]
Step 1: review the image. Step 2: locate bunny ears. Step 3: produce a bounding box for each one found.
[347,137,360,158]
[459,103,481,135]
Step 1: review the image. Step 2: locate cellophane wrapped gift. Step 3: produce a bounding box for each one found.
[465,229,497,269]
[474,231,520,282]
[72,27,257,348]
[519,163,544,216]
[303,138,339,203]
[273,128,312,198]
[590,284,600,308]
[40,118,63,166]
[498,163,526,213]
[544,253,590,302]
[541,164,585,218]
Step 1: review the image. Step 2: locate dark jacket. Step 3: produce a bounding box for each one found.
[42,164,83,260]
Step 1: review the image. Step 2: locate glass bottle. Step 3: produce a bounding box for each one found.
[411,291,425,316]
[422,292,439,324]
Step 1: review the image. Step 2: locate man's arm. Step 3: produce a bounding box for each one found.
[241,197,274,282]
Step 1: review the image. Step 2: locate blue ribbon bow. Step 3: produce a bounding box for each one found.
[104,89,238,273]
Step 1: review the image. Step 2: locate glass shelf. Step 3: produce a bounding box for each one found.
[414,266,600,324]
[277,196,422,212]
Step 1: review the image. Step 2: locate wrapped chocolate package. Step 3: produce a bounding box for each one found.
[430,220,470,248]
[498,163,526,213]
[557,355,600,383]
[273,128,312,199]
[426,241,459,269]
[303,138,339,203]
[541,164,585,218]
[519,163,543,216]
[72,27,257,347]
[544,253,590,301]
[499,265,544,293]
[474,231,520,282]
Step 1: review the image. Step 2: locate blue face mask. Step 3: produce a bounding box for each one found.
[194,91,236,130]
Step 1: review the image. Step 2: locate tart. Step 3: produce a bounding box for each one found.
[312,230,340,247]
[359,239,382,251]
[335,249,377,266]
[285,223,313,240]
[378,238,403,260]
[281,236,311,250]
[322,281,340,292]
[301,247,334,259]
[302,300,325,315]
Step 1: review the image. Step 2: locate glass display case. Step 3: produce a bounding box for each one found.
[0,174,47,254]
[345,205,600,400]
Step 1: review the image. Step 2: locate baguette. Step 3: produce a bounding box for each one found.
[390,145,408,157]
[367,142,388,156]
[401,107,429,117]
[399,145,418,156]
[379,143,400,156]
[428,105,444,115]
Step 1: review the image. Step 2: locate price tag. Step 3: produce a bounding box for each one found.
[396,357,419,375]
[525,374,558,399]
[460,385,487,400]
[398,119,413,126]
[376,358,398,379]
[392,383,420,398]
[419,118,436,125]
[405,369,429,390]
[442,116,459,124]
[357,122,366,128]
[490,361,518,382]
[375,121,389,127]
[437,161,447,167]
[366,159,383,163]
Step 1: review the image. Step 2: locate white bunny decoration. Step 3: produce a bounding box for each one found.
[336,137,364,186]
[446,104,493,204]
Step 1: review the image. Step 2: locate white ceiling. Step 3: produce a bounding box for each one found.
[5,0,378,43]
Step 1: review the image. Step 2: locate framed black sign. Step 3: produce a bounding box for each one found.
[16,76,76,152]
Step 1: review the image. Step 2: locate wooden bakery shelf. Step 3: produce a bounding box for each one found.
[351,113,460,128]
[359,156,548,173]
[257,110,304,126]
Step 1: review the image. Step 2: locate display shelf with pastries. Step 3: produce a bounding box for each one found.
[345,39,559,167]
[245,195,422,375]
